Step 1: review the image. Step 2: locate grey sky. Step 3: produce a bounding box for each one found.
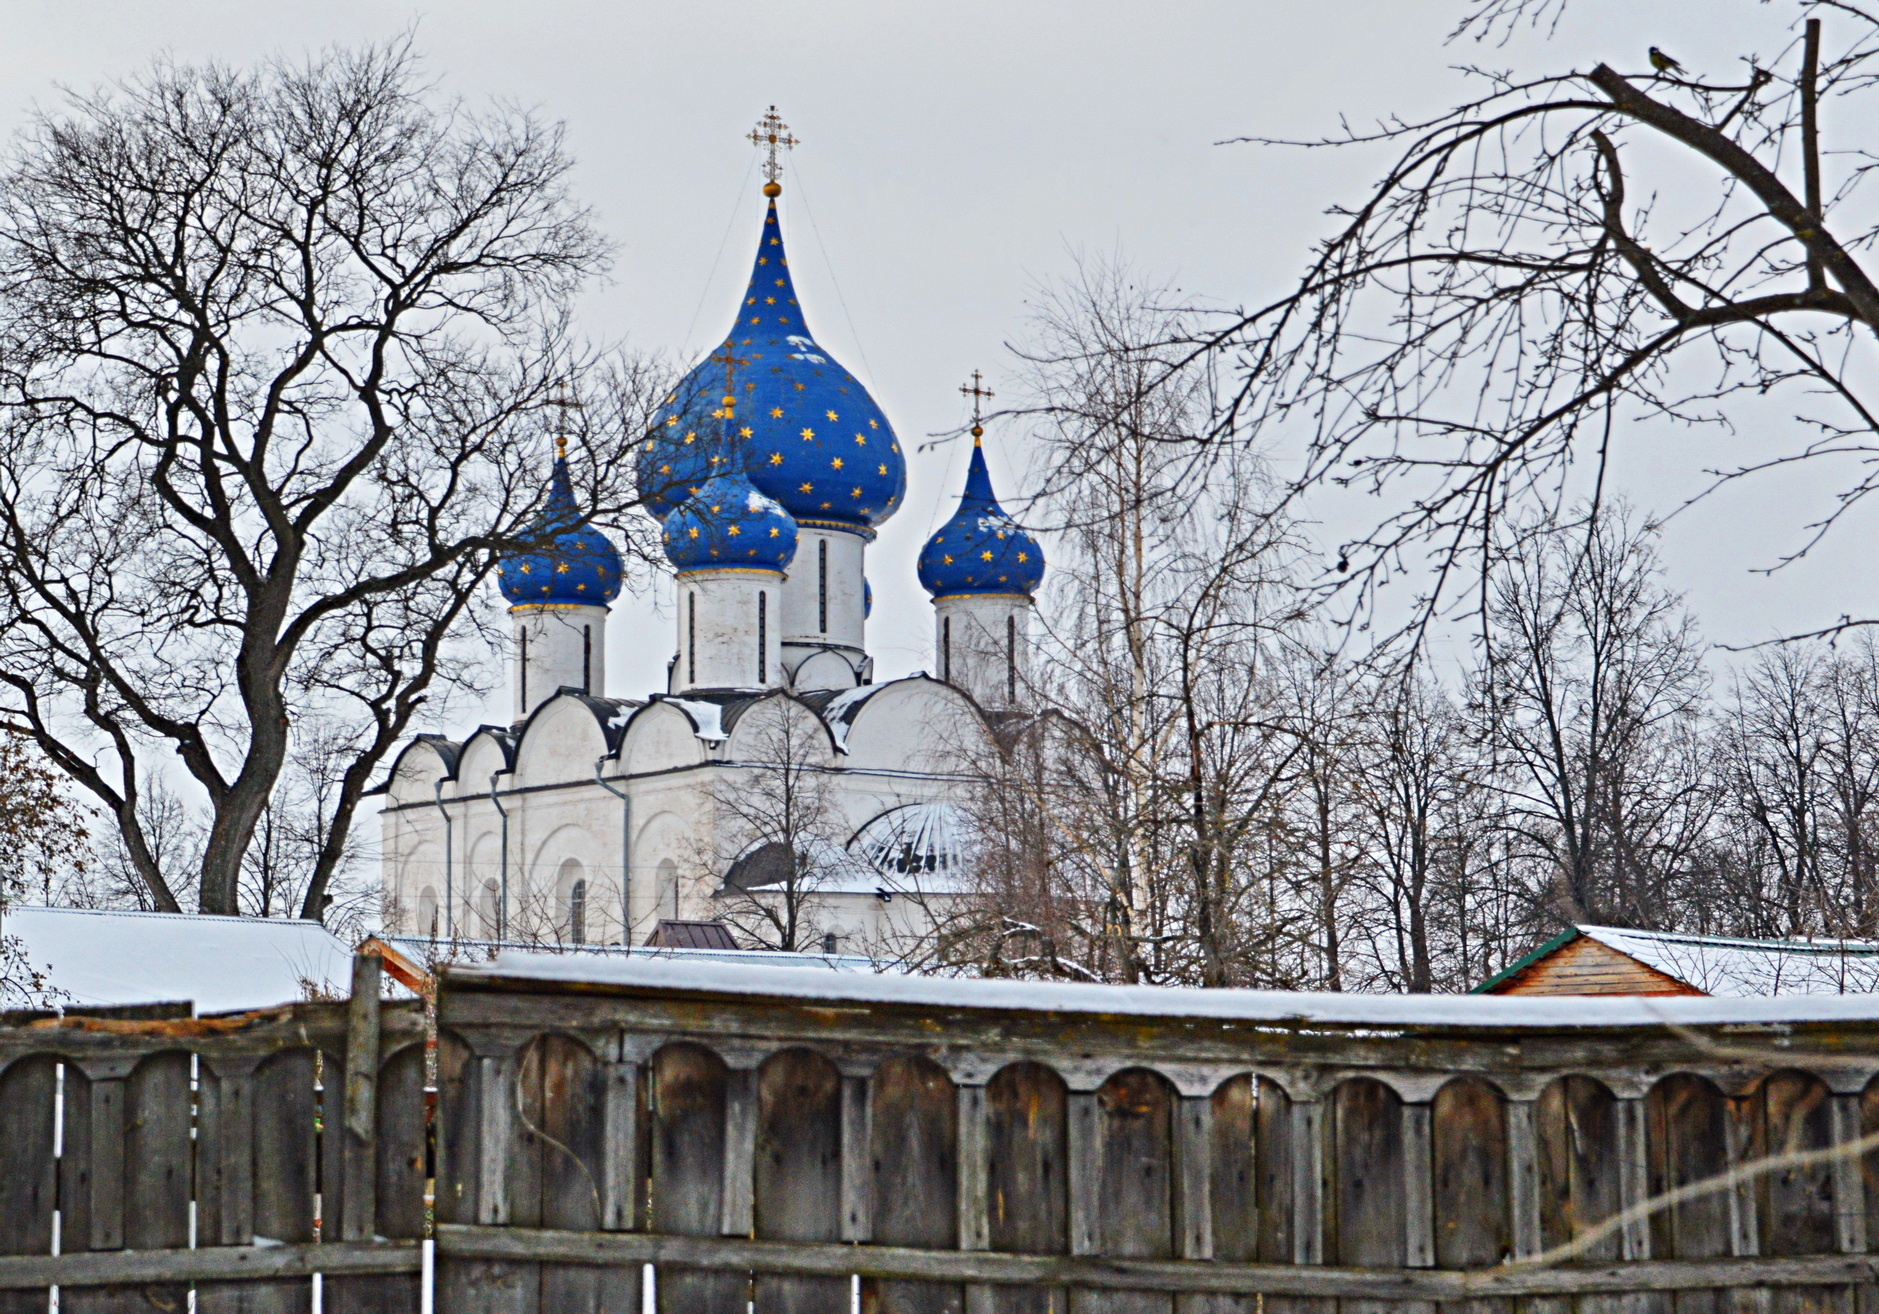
[0,0,1859,713]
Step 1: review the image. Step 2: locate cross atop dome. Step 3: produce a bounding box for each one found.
[748,107,798,197]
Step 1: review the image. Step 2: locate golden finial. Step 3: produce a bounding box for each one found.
[547,386,581,460]
[748,107,798,197]
[709,344,748,420]
[960,370,994,444]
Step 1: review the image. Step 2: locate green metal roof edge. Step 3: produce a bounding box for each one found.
[1470,927,1582,994]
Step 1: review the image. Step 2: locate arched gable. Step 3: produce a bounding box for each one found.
[384,736,457,807]
[619,701,710,773]
[722,691,836,764]
[838,676,991,774]
[514,693,612,786]
[455,728,515,792]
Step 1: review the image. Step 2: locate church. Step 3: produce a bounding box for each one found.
[376,122,1045,960]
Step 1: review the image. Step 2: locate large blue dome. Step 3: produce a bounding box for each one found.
[497,456,625,607]
[638,198,905,530]
[917,439,1045,599]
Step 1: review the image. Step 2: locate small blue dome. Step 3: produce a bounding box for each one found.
[663,469,798,575]
[497,456,625,607]
[918,440,1045,599]
[639,198,905,529]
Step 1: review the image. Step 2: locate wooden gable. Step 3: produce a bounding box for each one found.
[1482,932,1705,996]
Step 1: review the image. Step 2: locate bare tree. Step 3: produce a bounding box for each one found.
[1210,4,1879,644]
[0,41,659,917]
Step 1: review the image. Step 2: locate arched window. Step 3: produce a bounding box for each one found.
[417,886,438,937]
[687,592,697,685]
[942,616,952,682]
[657,857,680,920]
[557,857,589,945]
[582,625,592,693]
[519,627,529,709]
[818,538,828,632]
[1006,613,1017,704]
[480,879,501,939]
[758,591,768,683]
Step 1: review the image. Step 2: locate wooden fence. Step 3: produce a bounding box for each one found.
[13,953,1879,1314]
[433,960,1879,1314]
[0,954,425,1314]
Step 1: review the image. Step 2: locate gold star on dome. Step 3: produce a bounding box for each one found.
[519,563,531,574]
[825,410,838,421]
[942,554,953,565]
[766,296,776,305]
[775,278,785,287]
[832,457,844,470]
[556,562,569,573]
[658,463,671,475]
[868,419,879,430]
[1017,552,1029,563]
[877,464,887,476]
[855,434,866,445]
[769,452,783,465]
[746,297,755,306]
[794,382,805,391]
[682,433,695,445]
[799,482,813,493]
[981,550,994,561]
[769,527,779,537]
[664,416,678,427]
[739,426,752,438]
[758,257,768,266]
[801,427,815,440]
[770,407,783,418]
[851,487,861,497]
[687,527,699,539]
[728,526,741,536]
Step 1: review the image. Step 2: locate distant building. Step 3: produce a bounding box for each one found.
[1474,924,1879,996]
[376,161,1043,960]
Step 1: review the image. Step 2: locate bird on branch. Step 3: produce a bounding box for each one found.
[1648,46,1685,75]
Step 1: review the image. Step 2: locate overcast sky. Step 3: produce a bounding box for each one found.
[0,0,1863,716]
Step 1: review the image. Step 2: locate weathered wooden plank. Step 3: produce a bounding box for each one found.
[0,1240,419,1289]
[0,1056,57,1314]
[1506,1099,1541,1262]
[723,1064,757,1238]
[1068,1090,1101,1260]
[1431,1078,1509,1314]
[1829,1094,1865,1257]
[1176,1095,1213,1263]
[199,1048,313,1314]
[868,1056,960,1314]
[649,1042,742,1314]
[1197,1074,1257,1314]
[341,953,383,1244]
[842,1073,873,1244]
[754,1047,845,1314]
[1085,1068,1177,1314]
[438,1038,533,1314]
[1295,1098,1326,1267]
[602,1056,641,1232]
[518,1033,613,1314]
[429,1224,1879,1297]
[1648,1076,1732,1314]
[1404,1102,1435,1270]
[958,1083,990,1253]
[986,1062,1068,1314]
[1751,1072,1838,1314]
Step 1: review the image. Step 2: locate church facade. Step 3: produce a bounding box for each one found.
[375,167,1045,959]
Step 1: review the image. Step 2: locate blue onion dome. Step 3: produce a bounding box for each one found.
[638,197,906,530]
[497,452,625,607]
[917,436,1046,599]
[662,468,799,574]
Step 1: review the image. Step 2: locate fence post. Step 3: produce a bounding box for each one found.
[840,1073,873,1243]
[340,950,382,1244]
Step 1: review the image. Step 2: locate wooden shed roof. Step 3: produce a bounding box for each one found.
[1475,924,1879,996]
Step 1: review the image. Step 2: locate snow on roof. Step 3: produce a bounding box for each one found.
[1575,924,1879,997]
[448,951,1879,1026]
[384,933,882,972]
[3,905,356,1014]
[661,697,727,741]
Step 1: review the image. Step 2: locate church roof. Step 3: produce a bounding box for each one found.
[917,438,1045,599]
[638,197,905,530]
[661,469,798,575]
[497,455,625,607]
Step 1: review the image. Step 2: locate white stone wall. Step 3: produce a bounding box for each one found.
[933,593,1032,711]
[779,525,868,685]
[511,603,608,720]
[380,677,996,957]
[672,569,786,691]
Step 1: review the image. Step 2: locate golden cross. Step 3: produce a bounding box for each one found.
[546,386,582,459]
[960,370,994,435]
[748,107,799,186]
[709,345,748,418]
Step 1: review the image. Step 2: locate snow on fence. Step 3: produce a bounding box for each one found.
[0,954,425,1314]
[436,954,1879,1313]
[14,952,1879,1314]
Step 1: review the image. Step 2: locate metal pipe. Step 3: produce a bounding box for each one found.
[594,754,633,953]
[431,778,455,940]
[488,772,509,943]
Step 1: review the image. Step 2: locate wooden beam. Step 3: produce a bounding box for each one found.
[432,1224,1879,1297]
[0,1240,419,1290]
